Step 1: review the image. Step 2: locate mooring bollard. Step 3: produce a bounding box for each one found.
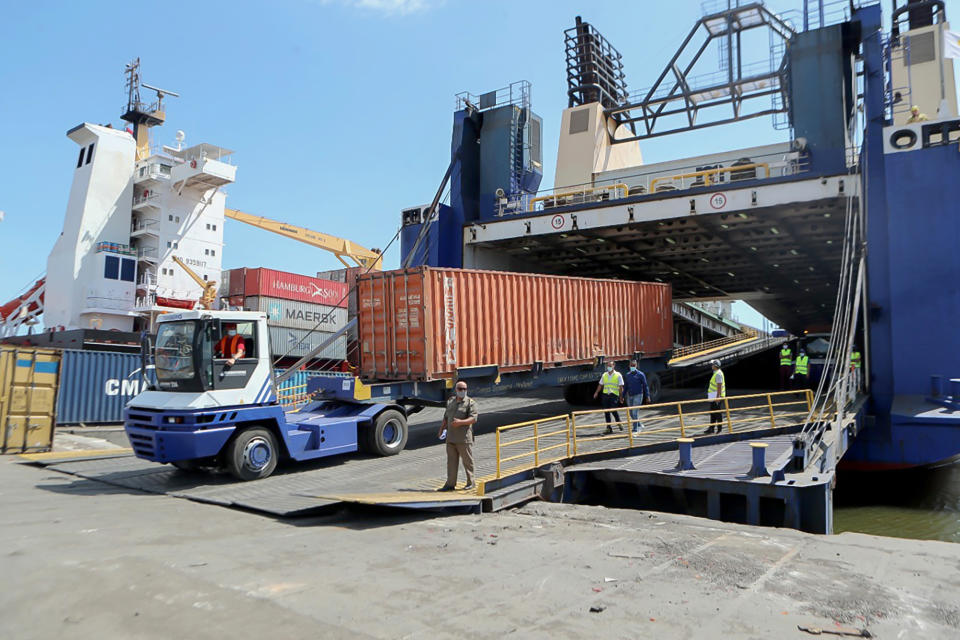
[950,378,960,401]
[676,437,695,471]
[749,442,770,477]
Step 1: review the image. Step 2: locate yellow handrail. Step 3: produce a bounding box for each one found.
[669,330,758,361]
[528,183,629,212]
[650,163,770,193]
[487,390,814,483]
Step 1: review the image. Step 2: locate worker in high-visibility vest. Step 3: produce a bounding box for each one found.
[703,359,726,435]
[593,359,625,434]
[793,349,810,389]
[850,347,862,391]
[778,344,793,390]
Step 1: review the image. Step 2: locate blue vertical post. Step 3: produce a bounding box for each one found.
[857,4,893,421]
[676,437,696,471]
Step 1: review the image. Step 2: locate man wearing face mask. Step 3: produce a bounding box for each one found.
[593,360,625,434]
[625,358,650,433]
[437,381,479,491]
[215,323,246,366]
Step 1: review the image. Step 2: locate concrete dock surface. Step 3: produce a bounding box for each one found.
[2,456,959,639]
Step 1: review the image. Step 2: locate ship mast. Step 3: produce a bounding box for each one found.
[120,58,179,161]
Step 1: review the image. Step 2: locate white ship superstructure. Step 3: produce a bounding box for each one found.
[43,59,236,332]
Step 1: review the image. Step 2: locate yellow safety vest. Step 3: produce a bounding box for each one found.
[780,347,793,366]
[851,351,861,369]
[795,354,809,375]
[600,371,622,395]
[708,370,725,398]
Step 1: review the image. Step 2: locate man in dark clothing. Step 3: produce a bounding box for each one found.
[437,380,479,491]
[624,359,651,433]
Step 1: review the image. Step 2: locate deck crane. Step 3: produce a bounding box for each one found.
[224,208,383,270]
[171,256,218,310]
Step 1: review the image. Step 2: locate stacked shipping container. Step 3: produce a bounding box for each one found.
[225,267,349,362]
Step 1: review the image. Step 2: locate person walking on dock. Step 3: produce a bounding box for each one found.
[703,359,726,435]
[625,359,650,433]
[793,349,810,389]
[779,344,793,390]
[437,381,479,492]
[594,360,624,434]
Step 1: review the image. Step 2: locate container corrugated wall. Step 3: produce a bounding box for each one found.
[269,327,347,361]
[358,267,672,381]
[226,267,349,307]
[0,346,60,453]
[243,297,347,332]
[56,350,151,425]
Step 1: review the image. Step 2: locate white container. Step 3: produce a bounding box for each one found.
[268,326,347,361]
[244,296,347,332]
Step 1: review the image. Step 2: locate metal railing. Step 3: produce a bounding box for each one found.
[489,390,813,481]
[495,415,571,479]
[669,329,758,361]
[277,382,308,408]
[649,163,770,193]
[527,183,629,212]
[494,149,808,217]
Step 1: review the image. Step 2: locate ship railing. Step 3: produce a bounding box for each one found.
[131,218,159,232]
[669,329,759,362]
[456,80,531,113]
[487,390,814,485]
[496,149,810,217]
[133,192,161,207]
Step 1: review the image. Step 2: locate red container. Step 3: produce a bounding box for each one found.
[225,268,348,308]
[357,267,672,381]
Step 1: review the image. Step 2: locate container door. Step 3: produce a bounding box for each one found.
[0,347,59,454]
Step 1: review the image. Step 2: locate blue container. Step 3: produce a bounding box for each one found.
[56,350,154,425]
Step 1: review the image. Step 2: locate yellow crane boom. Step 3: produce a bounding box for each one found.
[172,255,218,310]
[224,208,383,270]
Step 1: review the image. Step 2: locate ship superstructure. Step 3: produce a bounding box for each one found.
[43,59,235,332]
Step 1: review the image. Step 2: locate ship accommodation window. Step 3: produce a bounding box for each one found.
[104,255,120,280]
[76,148,85,168]
[175,216,180,223]
[168,215,173,222]
[205,249,209,256]
[120,258,136,282]
[211,249,215,256]
[167,241,172,248]
[212,224,217,231]
[206,224,210,230]
[173,242,178,249]
[85,144,94,165]
[159,164,171,175]
[203,274,208,280]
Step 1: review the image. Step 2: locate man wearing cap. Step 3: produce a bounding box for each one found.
[215,323,246,366]
[703,359,726,435]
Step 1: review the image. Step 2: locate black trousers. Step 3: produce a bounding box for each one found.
[779,365,792,390]
[601,393,621,425]
[710,400,724,430]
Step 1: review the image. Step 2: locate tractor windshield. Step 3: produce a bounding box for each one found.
[155,321,200,387]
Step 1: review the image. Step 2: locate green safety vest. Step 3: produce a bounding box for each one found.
[708,370,726,398]
[601,371,622,395]
[851,351,862,369]
[780,347,793,366]
[795,354,809,375]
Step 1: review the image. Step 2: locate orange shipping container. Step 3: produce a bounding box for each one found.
[357,267,672,381]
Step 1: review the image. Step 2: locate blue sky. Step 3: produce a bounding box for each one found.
[2,0,957,329]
